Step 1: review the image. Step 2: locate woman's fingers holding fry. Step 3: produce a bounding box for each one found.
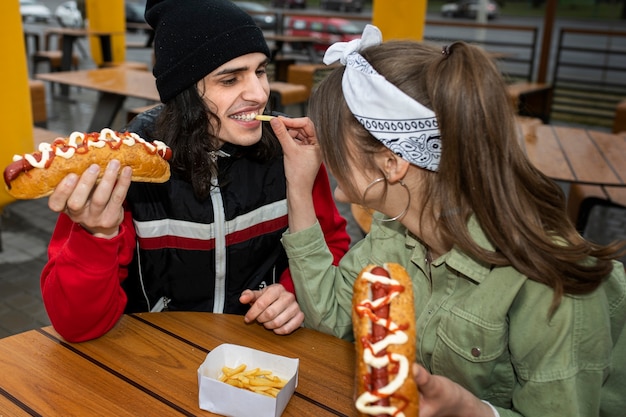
[270,116,318,146]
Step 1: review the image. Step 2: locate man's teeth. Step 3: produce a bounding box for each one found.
[231,112,258,121]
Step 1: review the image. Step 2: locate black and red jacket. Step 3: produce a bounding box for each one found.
[41,112,349,342]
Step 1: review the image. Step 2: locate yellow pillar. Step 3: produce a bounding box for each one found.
[0,1,34,209]
[372,0,427,41]
[86,0,126,65]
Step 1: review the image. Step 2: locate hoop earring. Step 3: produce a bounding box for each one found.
[360,177,411,223]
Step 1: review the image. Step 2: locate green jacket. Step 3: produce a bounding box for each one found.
[282,214,626,417]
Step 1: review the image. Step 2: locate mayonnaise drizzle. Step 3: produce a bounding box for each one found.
[12,128,170,169]
[355,267,410,417]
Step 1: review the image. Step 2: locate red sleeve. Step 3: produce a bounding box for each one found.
[40,210,136,342]
[279,164,350,294]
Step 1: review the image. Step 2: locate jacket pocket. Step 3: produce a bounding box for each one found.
[431,307,515,402]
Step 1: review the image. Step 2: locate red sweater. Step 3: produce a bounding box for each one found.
[41,166,349,342]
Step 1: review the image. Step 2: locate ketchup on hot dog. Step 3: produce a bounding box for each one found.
[3,129,172,191]
[355,265,414,417]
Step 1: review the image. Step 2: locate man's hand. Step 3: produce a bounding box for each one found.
[239,284,304,335]
[48,160,132,238]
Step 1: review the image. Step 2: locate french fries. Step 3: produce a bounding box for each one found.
[218,364,287,397]
[254,114,275,121]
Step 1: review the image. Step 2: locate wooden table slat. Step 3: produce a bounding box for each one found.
[0,391,36,417]
[590,131,626,184]
[524,124,575,182]
[555,126,620,185]
[40,319,215,416]
[0,330,186,416]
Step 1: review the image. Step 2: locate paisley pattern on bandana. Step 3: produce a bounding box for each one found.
[354,115,442,172]
[323,25,442,172]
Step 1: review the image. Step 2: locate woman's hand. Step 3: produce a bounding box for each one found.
[270,116,321,196]
[48,159,132,239]
[239,284,305,335]
[413,364,497,417]
[270,116,321,233]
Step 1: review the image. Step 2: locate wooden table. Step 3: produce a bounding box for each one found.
[523,124,625,187]
[43,27,125,97]
[37,67,306,131]
[0,312,357,416]
[37,67,159,132]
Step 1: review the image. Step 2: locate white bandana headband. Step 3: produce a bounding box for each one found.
[323,25,441,172]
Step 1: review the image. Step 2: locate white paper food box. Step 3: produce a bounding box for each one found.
[197,343,299,417]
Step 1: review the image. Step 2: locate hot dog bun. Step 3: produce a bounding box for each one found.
[3,128,172,200]
[352,263,419,417]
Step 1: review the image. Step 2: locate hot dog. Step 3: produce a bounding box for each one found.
[3,128,172,200]
[352,263,419,417]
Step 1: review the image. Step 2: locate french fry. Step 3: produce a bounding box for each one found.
[254,114,275,121]
[222,364,246,376]
[217,364,287,398]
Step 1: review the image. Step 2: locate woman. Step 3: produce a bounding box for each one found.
[272,25,625,416]
[40,0,349,343]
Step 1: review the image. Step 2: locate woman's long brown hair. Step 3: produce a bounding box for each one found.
[309,40,624,313]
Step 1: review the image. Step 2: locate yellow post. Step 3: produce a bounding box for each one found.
[85,0,126,65]
[372,0,427,41]
[0,1,34,209]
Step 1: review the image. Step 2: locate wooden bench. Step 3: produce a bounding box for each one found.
[287,63,340,97]
[507,82,553,124]
[29,80,47,128]
[268,81,309,114]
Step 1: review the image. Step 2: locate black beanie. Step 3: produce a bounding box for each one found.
[145,0,271,103]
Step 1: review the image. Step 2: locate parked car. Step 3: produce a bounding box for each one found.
[234,1,277,30]
[441,0,499,19]
[19,0,52,23]
[54,1,83,28]
[320,0,363,13]
[270,0,307,9]
[285,16,362,52]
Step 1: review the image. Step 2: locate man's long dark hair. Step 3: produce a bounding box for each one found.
[151,84,282,201]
